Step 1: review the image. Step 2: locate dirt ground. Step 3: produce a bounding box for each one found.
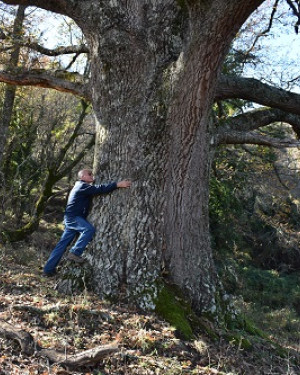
[0,245,299,375]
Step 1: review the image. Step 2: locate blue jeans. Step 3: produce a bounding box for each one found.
[43,216,95,274]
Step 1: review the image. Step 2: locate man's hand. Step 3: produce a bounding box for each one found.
[117,180,131,188]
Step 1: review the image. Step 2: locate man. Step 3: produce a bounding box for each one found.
[43,169,131,276]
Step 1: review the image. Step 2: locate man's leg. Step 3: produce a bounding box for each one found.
[68,216,95,257]
[43,224,77,274]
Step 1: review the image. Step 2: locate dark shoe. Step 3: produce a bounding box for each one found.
[43,270,57,277]
[66,252,85,264]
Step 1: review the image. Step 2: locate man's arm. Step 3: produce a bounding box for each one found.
[88,180,131,195]
[117,180,131,188]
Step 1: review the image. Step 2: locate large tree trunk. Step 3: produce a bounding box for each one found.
[164,2,253,312]
[79,0,264,313]
[1,0,265,313]
[164,0,265,312]
[84,2,182,308]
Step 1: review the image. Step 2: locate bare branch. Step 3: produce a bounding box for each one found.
[215,130,300,147]
[0,41,90,56]
[57,133,95,180]
[216,75,300,116]
[286,0,300,33]
[55,100,89,167]
[215,107,300,146]
[247,0,280,53]
[0,0,75,17]
[65,52,81,70]
[0,69,91,100]
[286,0,300,16]
[218,108,300,133]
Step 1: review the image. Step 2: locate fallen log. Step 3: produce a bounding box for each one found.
[37,344,119,367]
[0,320,35,356]
[0,319,118,368]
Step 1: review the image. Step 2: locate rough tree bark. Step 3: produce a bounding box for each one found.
[164,1,263,312]
[84,0,264,313]
[85,2,183,308]
[0,0,269,314]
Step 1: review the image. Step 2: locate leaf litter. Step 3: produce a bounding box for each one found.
[0,252,299,375]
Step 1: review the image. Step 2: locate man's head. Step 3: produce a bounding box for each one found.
[78,169,95,184]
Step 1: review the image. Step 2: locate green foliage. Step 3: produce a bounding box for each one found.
[209,177,243,225]
[209,133,300,355]
[209,138,300,271]
[239,266,300,309]
[209,148,248,255]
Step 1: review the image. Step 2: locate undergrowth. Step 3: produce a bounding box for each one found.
[210,144,300,357]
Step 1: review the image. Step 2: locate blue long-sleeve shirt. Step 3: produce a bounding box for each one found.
[65,180,117,218]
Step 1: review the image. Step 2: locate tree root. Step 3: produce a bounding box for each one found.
[0,319,118,368]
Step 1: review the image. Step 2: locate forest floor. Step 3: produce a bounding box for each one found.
[0,240,300,375]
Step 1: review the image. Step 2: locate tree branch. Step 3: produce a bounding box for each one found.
[215,130,300,147]
[55,100,89,167]
[0,319,119,368]
[216,75,300,116]
[215,107,300,145]
[218,108,300,133]
[57,133,95,180]
[247,0,279,53]
[24,42,89,56]
[0,0,75,17]
[0,69,91,100]
[285,0,300,33]
[0,41,89,56]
